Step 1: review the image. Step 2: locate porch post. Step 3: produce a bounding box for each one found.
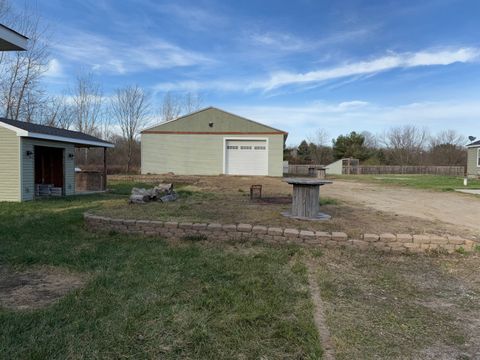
[103,147,107,191]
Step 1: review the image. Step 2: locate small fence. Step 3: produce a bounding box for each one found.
[286,164,326,175]
[286,163,465,176]
[353,165,465,176]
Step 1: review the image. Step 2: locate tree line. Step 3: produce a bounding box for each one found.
[286,127,467,166]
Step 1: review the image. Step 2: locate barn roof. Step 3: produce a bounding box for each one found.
[0,118,114,148]
[142,107,288,137]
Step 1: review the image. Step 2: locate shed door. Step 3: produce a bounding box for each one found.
[225,140,268,175]
[34,146,64,187]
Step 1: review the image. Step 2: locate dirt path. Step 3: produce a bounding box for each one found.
[306,260,336,360]
[323,181,480,234]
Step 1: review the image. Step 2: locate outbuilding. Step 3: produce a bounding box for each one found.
[141,107,287,176]
[0,118,113,202]
[467,138,480,178]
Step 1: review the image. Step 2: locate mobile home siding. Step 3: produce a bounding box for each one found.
[141,133,284,176]
[467,147,480,177]
[21,138,76,201]
[0,126,20,201]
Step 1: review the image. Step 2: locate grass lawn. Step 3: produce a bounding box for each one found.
[330,174,480,191]
[0,188,322,359]
[2,178,480,359]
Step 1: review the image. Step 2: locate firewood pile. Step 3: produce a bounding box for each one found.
[129,183,177,204]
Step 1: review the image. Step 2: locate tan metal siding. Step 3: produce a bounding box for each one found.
[21,138,76,201]
[0,126,20,201]
[141,133,284,176]
[142,134,223,175]
[467,147,480,177]
[267,135,284,176]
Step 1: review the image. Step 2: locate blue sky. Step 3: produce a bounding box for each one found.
[32,0,480,145]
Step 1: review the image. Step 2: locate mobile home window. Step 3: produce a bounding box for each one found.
[478,148,480,167]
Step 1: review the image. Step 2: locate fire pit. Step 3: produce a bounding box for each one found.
[282,178,332,220]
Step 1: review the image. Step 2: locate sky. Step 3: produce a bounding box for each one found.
[27,0,480,145]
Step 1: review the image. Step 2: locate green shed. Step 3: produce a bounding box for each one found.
[141,107,287,176]
[467,138,480,178]
[0,118,113,202]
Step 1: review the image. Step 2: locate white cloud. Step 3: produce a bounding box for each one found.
[256,47,480,90]
[44,58,64,78]
[337,100,370,110]
[157,3,227,31]
[152,79,247,93]
[248,28,371,53]
[153,47,479,94]
[53,31,212,74]
[226,100,480,145]
[250,32,309,52]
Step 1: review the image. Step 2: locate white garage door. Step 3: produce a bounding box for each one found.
[225,139,268,175]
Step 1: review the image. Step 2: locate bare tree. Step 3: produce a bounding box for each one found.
[307,129,333,164]
[183,92,202,114]
[69,74,104,166]
[428,129,466,166]
[430,129,465,148]
[35,95,73,128]
[160,92,182,122]
[159,91,202,122]
[111,85,150,173]
[383,125,429,165]
[361,130,378,149]
[70,74,103,135]
[0,2,50,121]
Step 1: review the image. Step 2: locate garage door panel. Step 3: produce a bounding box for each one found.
[225,140,268,175]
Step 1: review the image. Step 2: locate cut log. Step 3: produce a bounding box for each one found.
[129,194,150,204]
[155,183,173,192]
[159,193,177,202]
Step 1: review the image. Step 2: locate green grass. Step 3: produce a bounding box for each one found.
[331,174,480,191]
[0,193,322,359]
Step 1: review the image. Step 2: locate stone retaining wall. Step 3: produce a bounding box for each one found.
[84,213,477,254]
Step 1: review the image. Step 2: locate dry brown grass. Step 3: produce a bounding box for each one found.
[310,248,480,359]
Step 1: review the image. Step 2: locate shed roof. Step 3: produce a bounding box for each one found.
[467,139,480,148]
[0,118,114,148]
[142,107,288,137]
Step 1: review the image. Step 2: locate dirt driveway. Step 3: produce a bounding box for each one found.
[323,181,480,234]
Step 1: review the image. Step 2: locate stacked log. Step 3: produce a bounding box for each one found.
[129,183,177,204]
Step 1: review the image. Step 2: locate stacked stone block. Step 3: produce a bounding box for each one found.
[84,213,477,254]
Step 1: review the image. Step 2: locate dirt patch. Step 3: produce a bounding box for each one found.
[323,180,480,237]
[106,175,478,239]
[0,266,86,310]
[254,196,292,205]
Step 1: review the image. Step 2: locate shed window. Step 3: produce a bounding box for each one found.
[254,146,266,150]
[227,146,238,150]
[240,146,252,150]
